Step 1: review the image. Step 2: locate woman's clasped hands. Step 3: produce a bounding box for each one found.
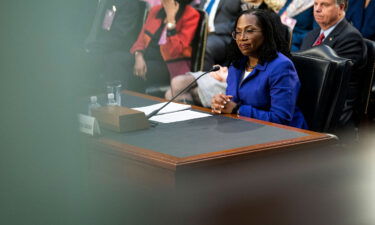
[211,93,237,114]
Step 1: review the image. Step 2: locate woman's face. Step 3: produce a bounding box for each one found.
[234,14,264,57]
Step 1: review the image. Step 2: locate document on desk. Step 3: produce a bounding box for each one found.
[149,110,212,123]
[133,102,191,116]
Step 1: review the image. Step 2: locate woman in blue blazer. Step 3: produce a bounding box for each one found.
[211,9,308,129]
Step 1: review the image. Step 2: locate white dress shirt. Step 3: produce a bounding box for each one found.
[204,0,221,32]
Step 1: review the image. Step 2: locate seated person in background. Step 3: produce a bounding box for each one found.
[346,0,375,41]
[300,0,367,131]
[242,0,286,12]
[211,9,308,129]
[242,0,291,51]
[165,65,228,107]
[301,0,366,71]
[165,0,290,108]
[129,0,199,93]
[197,0,242,71]
[279,0,315,51]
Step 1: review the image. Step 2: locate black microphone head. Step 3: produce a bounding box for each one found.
[211,65,220,72]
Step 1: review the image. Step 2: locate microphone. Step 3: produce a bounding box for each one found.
[147,65,221,119]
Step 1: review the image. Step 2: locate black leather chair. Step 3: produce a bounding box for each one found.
[145,8,208,97]
[361,39,375,119]
[292,45,353,132]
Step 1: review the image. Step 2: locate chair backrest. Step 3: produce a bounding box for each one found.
[190,9,208,72]
[292,45,353,132]
[360,39,375,115]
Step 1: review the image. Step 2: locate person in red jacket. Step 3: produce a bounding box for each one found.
[130,0,199,93]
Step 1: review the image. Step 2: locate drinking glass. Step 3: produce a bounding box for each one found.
[106,80,122,106]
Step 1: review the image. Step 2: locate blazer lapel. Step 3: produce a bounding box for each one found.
[239,61,268,87]
[233,66,244,102]
[217,0,224,11]
[309,28,321,45]
[234,66,244,87]
[323,19,348,46]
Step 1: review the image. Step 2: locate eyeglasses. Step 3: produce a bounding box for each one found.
[232,28,262,40]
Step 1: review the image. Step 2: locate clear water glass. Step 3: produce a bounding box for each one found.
[106,80,122,106]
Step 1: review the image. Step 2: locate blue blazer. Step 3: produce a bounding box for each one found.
[346,0,375,40]
[226,53,308,129]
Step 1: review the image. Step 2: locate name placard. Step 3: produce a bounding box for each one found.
[78,114,101,136]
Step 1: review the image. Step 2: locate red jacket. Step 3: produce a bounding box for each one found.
[130,5,199,62]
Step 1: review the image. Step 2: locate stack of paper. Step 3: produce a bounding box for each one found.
[148,110,211,123]
[133,102,191,116]
[132,102,211,123]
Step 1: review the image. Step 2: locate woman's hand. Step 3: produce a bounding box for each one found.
[211,93,236,114]
[162,0,179,24]
[134,52,147,80]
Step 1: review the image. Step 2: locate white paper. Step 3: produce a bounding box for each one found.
[149,110,212,123]
[133,102,191,116]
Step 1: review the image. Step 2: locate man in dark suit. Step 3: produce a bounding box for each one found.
[84,0,146,92]
[198,0,242,71]
[300,0,367,133]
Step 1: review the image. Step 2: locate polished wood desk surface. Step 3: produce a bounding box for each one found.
[92,91,336,171]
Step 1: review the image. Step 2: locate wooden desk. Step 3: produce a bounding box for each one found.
[90,91,335,182]
[87,91,339,225]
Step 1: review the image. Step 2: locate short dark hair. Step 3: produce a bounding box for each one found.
[228,9,287,68]
[336,0,348,11]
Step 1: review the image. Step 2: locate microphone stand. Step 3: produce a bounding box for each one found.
[147,65,220,119]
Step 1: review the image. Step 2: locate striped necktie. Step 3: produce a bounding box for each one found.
[313,33,325,46]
